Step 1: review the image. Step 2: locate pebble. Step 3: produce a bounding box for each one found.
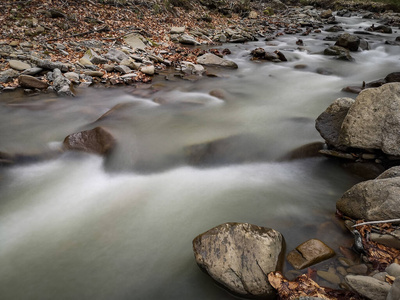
[347,264,368,275]
[83,70,104,77]
[386,263,400,277]
[9,60,31,71]
[317,270,341,284]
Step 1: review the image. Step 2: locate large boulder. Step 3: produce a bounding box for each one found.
[340,83,400,155]
[63,126,115,155]
[335,33,360,52]
[193,222,284,299]
[315,97,355,149]
[197,53,238,69]
[337,166,400,221]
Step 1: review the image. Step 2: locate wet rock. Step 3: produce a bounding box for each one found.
[337,167,400,221]
[63,126,115,155]
[346,264,368,275]
[287,239,335,270]
[84,48,108,65]
[18,75,48,89]
[317,270,341,284]
[385,72,400,83]
[315,97,354,150]
[326,25,343,32]
[368,24,392,34]
[104,48,129,63]
[123,33,147,50]
[0,69,20,83]
[197,53,238,69]
[345,275,390,300]
[180,61,205,75]
[387,277,400,300]
[280,142,324,161]
[324,45,353,61]
[335,33,360,52]
[9,60,31,71]
[193,222,284,298]
[340,83,400,155]
[370,233,400,250]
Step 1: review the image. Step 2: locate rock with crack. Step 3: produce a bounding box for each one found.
[193,222,284,299]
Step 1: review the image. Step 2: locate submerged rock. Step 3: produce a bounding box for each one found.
[193,222,284,299]
[287,239,335,270]
[63,126,115,155]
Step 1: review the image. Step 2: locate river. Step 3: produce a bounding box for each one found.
[0,15,399,299]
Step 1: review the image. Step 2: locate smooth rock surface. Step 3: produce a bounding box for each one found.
[387,276,400,300]
[287,239,335,270]
[340,83,400,155]
[9,60,31,71]
[315,97,354,149]
[193,222,283,298]
[345,275,390,300]
[18,75,48,89]
[335,33,360,51]
[197,53,238,68]
[63,126,115,155]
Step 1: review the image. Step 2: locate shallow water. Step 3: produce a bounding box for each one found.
[0,16,399,299]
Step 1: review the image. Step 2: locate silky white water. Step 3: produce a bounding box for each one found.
[0,16,399,299]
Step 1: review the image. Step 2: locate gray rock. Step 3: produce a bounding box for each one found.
[324,45,353,61]
[213,33,227,43]
[370,233,400,249]
[114,65,131,74]
[335,33,360,52]
[18,75,48,89]
[104,48,129,63]
[52,68,73,96]
[83,70,104,77]
[64,72,80,83]
[84,49,108,65]
[193,222,283,298]
[9,60,31,71]
[337,171,400,221]
[386,263,400,277]
[139,65,155,75]
[180,61,205,75]
[123,33,147,50]
[30,57,70,72]
[340,83,400,155]
[387,276,400,300]
[178,33,200,45]
[377,167,400,179]
[120,58,141,70]
[0,69,20,83]
[345,275,390,300]
[21,67,43,76]
[315,97,354,149]
[197,53,238,69]
[170,26,185,34]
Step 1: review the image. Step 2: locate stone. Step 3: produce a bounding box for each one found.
[120,58,140,70]
[249,11,258,19]
[345,275,390,300]
[139,65,155,75]
[197,53,238,69]
[170,26,185,34]
[123,33,147,50]
[18,75,48,89]
[335,33,360,52]
[320,9,332,19]
[0,69,20,83]
[337,169,400,221]
[317,270,341,284]
[324,46,353,61]
[315,97,354,149]
[103,64,115,72]
[63,127,115,155]
[83,70,104,77]
[21,67,43,76]
[178,33,200,45]
[104,48,129,63]
[287,239,335,270]
[193,222,284,298]
[387,276,400,300]
[340,83,400,155]
[346,264,368,275]
[9,60,31,71]
[326,25,343,32]
[385,72,400,83]
[386,263,400,277]
[64,72,80,83]
[30,57,70,72]
[377,167,400,179]
[370,233,400,250]
[114,65,131,74]
[180,61,205,75]
[79,57,93,66]
[84,49,108,65]
[52,68,73,96]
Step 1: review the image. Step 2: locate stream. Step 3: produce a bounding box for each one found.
[1,15,400,300]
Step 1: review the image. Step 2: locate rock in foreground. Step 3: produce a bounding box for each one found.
[63,126,115,155]
[193,222,284,299]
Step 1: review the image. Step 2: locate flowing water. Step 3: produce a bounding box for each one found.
[1,16,399,299]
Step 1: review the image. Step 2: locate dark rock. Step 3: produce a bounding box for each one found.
[315,97,354,149]
[335,33,360,52]
[193,222,284,298]
[18,75,49,89]
[287,239,335,270]
[197,53,238,68]
[63,126,115,155]
[342,86,363,94]
[324,46,353,61]
[326,25,344,32]
[385,72,400,83]
[280,142,324,161]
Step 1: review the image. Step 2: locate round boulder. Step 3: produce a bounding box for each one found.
[193,222,284,299]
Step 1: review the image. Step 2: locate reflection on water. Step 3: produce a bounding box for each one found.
[0,16,400,300]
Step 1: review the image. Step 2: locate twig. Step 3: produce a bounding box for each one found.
[352,218,400,227]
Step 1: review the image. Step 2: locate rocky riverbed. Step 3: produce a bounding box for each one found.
[1,0,400,299]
